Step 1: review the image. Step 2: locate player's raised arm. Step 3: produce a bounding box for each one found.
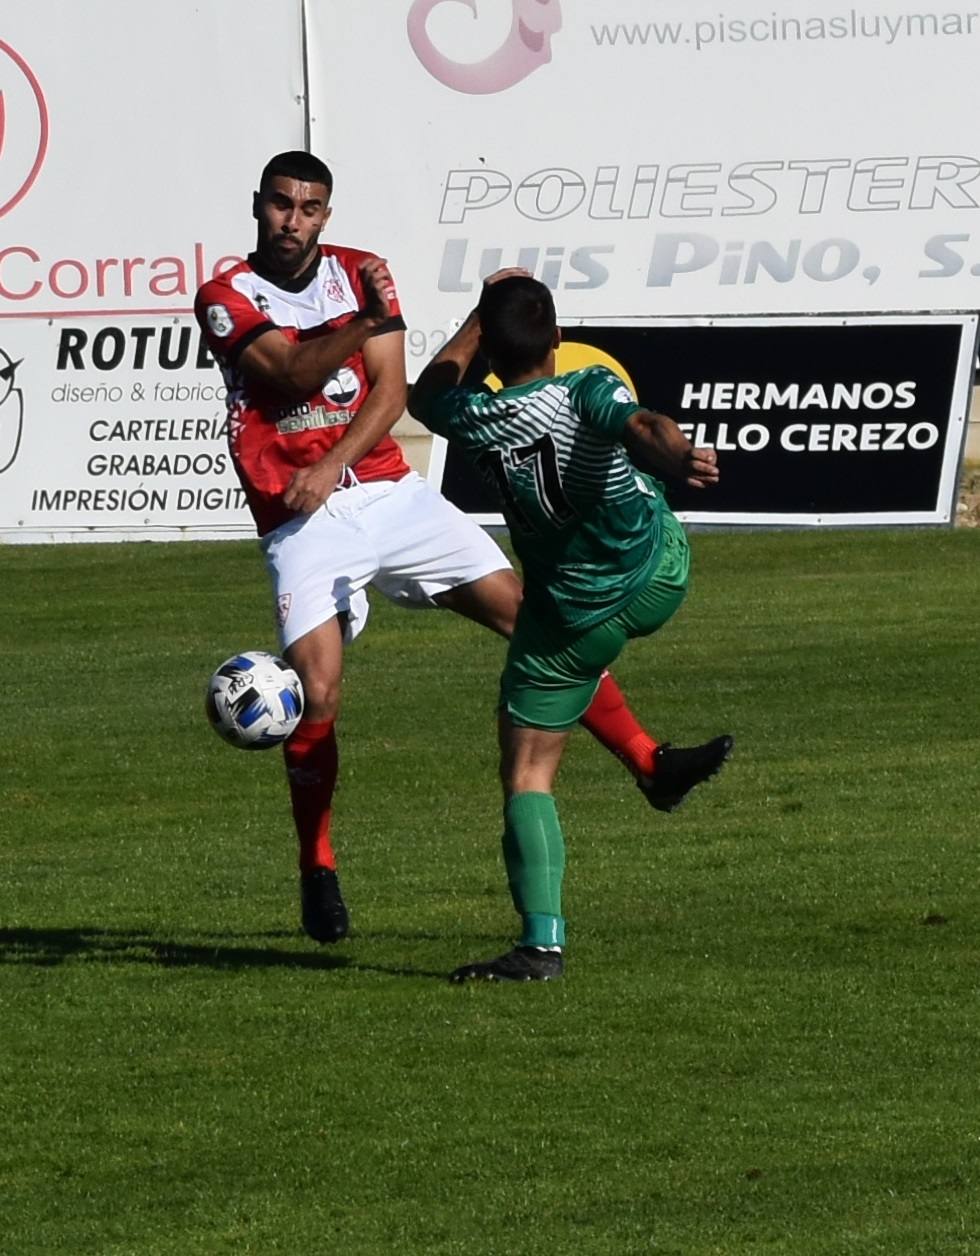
[409,267,532,422]
[408,309,481,423]
[623,410,720,490]
[237,258,395,400]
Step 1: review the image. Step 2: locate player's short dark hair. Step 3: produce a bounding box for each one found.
[477,276,557,376]
[259,151,333,197]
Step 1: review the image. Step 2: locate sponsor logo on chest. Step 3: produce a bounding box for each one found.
[275,405,352,434]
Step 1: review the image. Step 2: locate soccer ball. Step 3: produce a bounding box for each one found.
[205,650,304,750]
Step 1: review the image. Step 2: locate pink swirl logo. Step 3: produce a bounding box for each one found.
[0,41,48,218]
[408,0,562,95]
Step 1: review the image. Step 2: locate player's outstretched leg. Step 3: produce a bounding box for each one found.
[637,734,734,813]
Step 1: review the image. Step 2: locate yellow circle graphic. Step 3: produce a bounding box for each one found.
[485,340,637,400]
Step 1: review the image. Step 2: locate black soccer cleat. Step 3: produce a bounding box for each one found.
[449,945,564,984]
[300,868,350,943]
[638,734,734,813]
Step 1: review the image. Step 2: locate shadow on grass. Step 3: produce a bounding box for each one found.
[0,926,349,970]
[0,927,449,980]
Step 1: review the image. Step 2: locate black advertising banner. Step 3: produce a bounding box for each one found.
[429,315,977,527]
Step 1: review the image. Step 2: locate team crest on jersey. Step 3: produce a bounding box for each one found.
[612,385,633,404]
[207,304,234,337]
[324,278,345,303]
[324,366,361,406]
[276,593,292,626]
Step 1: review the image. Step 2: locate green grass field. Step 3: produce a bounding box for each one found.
[1,527,978,1255]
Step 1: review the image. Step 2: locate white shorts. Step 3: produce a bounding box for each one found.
[261,471,512,649]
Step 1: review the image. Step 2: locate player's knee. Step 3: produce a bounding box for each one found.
[285,618,345,720]
[499,748,558,796]
[296,668,342,720]
[506,767,556,796]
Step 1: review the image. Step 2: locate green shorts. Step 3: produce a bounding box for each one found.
[500,510,691,731]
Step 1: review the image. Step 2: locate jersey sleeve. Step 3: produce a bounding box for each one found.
[409,384,474,439]
[194,277,274,364]
[571,367,644,439]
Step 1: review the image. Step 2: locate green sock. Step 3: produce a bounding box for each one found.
[502,791,566,948]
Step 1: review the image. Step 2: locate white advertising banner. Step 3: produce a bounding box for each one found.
[0,317,245,541]
[0,1,306,541]
[307,0,980,355]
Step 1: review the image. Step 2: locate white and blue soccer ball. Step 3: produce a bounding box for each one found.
[205,650,304,750]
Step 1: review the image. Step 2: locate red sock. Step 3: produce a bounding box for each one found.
[283,718,339,872]
[580,671,659,779]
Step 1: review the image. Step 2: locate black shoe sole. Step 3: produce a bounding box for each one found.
[303,914,349,944]
[450,966,560,983]
[449,948,564,983]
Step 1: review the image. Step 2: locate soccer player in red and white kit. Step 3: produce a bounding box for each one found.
[195,151,685,946]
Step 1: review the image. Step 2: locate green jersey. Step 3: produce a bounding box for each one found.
[420,365,671,630]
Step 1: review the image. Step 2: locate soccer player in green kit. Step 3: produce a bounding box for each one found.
[409,271,732,982]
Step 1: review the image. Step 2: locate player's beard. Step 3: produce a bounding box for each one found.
[267,234,317,276]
